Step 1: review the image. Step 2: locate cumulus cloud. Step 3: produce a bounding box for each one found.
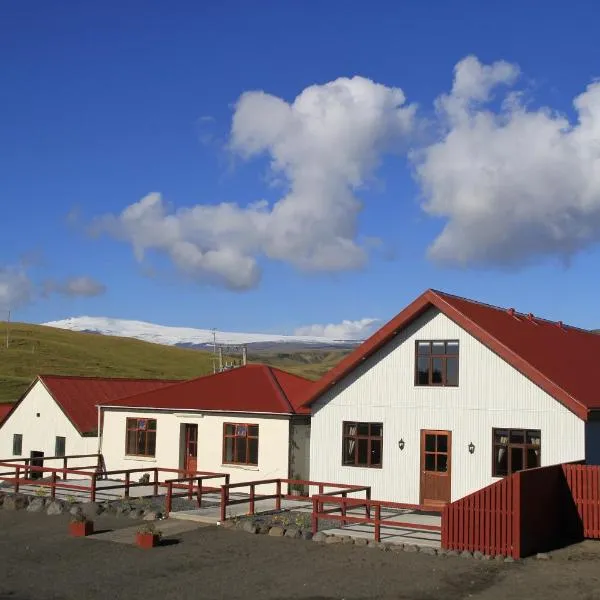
[0,265,33,311]
[294,317,379,340]
[43,276,106,298]
[92,76,416,289]
[413,55,600,267]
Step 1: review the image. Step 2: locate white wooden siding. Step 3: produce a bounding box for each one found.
[0,381,97,463]
[101,409,292,487]
[310,308,585,504]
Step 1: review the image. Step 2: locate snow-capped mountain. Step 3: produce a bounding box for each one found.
[42,316,362,350]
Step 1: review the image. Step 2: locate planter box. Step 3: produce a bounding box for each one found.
[136,533,160,549]
[69,521,94,537]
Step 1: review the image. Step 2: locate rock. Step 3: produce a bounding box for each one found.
[494,555,505,562]
[80,502,103,518]
[129,509,144,519]
[218,519,236,529]
[354,537,369,547]
[301,531,313,541]
[461,551,473,559]
[366,540,381,548]
[391,543,405,552]
[268,526,285,537]
[536,552,551,560]
[143,511,161,521]
[312,531,328,543]
[46,501,65,516]
[325,535,343,544]
[481,554,494,561]
[404,544,419,553]
[473,551,484,560]
[26,498,46,513]
[284,527,301,539]
[243,521,258,534]
[235,520,246,530]
[339,535,354,545]
[446,550,460,557]
[69,505,83,517]
[258,524,271,535]
[420,546,438,556]
[437,548,448,556]
[504,556,516,563]
[4,495,28,511]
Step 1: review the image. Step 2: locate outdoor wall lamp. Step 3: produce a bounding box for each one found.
[398,439,405,450]
[468,442,475,454]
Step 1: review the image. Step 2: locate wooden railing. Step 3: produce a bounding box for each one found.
[219,478,371,522]
[164,473,230,513]
[0,453,104,480]
[312,495,442,542]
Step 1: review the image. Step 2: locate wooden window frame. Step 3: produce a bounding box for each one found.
[492,428,541,477]
[342,421,383,469]
[12,433,22,456]
[125,417,157,458]
[414,340,459,387]
[55,436,66,457]
[222,423,259,466]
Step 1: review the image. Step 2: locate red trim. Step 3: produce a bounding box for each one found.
[299,289,590,421]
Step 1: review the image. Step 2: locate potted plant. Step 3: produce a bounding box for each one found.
[69,512,94,537]
[136,522,161,549]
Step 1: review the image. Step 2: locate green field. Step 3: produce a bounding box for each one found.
[0,323,349,404]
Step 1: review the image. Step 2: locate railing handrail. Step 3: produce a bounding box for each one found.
[0,462,95,478]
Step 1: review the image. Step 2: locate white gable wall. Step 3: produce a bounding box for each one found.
[310,308,585,504]
[0,381,97,464]
[101,408,292,486]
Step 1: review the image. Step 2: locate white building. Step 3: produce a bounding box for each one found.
[0,375,177,472]
[98,365,312,486]
[303,289,600,509]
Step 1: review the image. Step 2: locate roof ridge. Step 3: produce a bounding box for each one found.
[263,366,296,414]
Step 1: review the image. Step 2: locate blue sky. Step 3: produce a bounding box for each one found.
[2,0,600,337]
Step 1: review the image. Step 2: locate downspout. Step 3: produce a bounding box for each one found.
[96,405,103,455]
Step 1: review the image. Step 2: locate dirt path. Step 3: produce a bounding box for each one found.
[1,511,600,600]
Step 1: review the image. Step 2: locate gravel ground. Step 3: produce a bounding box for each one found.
[2,511,600,600]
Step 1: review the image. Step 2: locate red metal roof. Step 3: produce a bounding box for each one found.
[39,375,181,434]
[0,403,13,425]
[102,364,313,415]
[299,289,600,421]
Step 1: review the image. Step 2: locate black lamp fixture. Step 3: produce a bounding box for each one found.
[398,439,405,451]
[468,442,475,454]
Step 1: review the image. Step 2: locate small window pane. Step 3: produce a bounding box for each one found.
[425,434,436,452]
[146,432,156,456]
[12,434,22,456]
[224,437,234,462]
[425,453,436,471]
[248,438,259,465]
[526,431,540,445]
[526,448,540,469]
[437,435,448,453]
[55,437,66,457]
[148,420,157,431]
[343,422,357,435]
[446,341,459,355]
[249,425,259,437]
[417,342,431,355]
[511,446,524,472]
[446,357,459,386]
[343,438,356,464]
[225,424,235,435]
[431,358,443,384]
[432,341,445,355]
[437,454,448,472]
[416,357,429,384]
[370,424,382,437]
[510,430,525,444]
[357,439,368,465]
[370,439,382,466]
[357,423,369,436]
[494,430,509,444]
[494,445,508,476]
[236,439,247,463]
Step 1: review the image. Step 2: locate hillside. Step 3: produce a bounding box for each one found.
[0,323,349,404]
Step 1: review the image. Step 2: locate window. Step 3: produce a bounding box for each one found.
[342,422,383,468]
[125,418,157,457]
[493,428,541,477]
[415,340,459,386]
[223,423,259,465]
[12,434,22,456]
[55,436,66,457]
[423,432,449,472]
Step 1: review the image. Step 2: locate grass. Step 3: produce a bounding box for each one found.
[0,322,349,404]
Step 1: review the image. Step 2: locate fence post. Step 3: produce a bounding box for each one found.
[124,472,130,499]
[15,465,20,494]
[166,482,173,514]
[374,504,381,542]
[153,468,159,497]
[51,471,57,499]
[366,487,371,519]
[319,483,324,495]
[276,480,281,511]
[188,477,193,501]
[220,486,227,523]
[341,492,347,525]
[311,496,318,535]
[63,457,68,480]
[249,484,255,516]
[197,477,203,507]
[91,472,97,502]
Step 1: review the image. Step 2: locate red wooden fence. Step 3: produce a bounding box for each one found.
[562,464,600,539]
[442,474,519,558]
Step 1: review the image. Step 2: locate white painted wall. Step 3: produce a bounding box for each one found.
[310,308,586,504]
[100,408,292,489]
[0,381,97,466]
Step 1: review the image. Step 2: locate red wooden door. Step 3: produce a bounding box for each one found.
[184,424,198,473]
[420,430,451,508]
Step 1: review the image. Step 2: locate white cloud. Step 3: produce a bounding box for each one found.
[294,317,379,340]
[93,76,416,289]
[0,265,33,311]
[43,276,106,298]
[413,55,600,267]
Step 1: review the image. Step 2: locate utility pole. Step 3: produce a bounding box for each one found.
[212,328,217,374]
